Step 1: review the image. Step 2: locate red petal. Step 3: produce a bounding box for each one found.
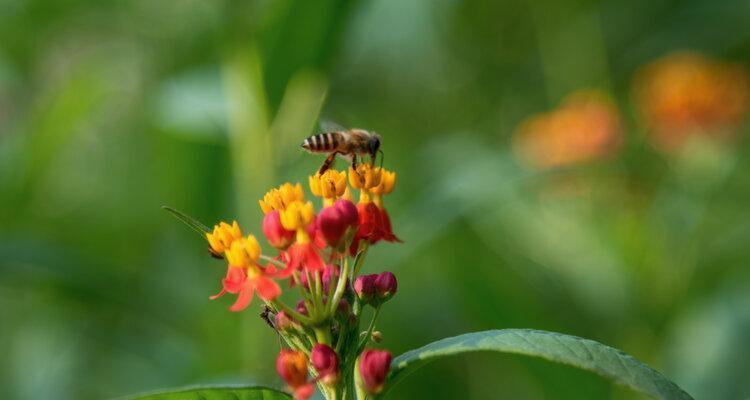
[303,243,326,272]
[256,276,282,300]
[209,288,226,300]
[229,285,254,312]
[293,383,314,400]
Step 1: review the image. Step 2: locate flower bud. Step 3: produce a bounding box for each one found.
[354,274,377,303]
[296,300,309,316]
[374,271,397,302]
[276,349,309,389]
[321,264,340,293]
[263,210,295,249]
[335,298,354,323]
[311,344,339,385]
[334,199,359,226]
[358,349,392,395]
[318,204,354,247]
[275,310,295,332]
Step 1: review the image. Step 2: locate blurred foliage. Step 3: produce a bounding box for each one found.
[2,0,750,399]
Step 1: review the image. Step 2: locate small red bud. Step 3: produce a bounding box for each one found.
[263,210,295,249]
[322,264,340,293]
[333,199,359,226]
[318,206,348,247]
[311,344,339,385]
[374,271,397,301]
[354,274,377,303]
[296,300,309,316]
[276,349,309,389]
[358,349,392,395]
[275,310,295,331]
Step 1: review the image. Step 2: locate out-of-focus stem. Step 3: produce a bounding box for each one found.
[351,244,369,278]
[358,305,381,352]
[273,299,312,326]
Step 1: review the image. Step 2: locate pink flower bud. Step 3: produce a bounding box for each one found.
[322,264,340,293]
[296,300,309,316]
[354,274,377,302]
[333,199,359,226]
[311,344,339,385]
[358,349,392,395]
[374,271,397,301]
[318,207,348,247]
[263,210,295,249]
[275,310,295,331]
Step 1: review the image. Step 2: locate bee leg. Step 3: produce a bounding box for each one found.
[318,152,338,175]
[351,154,358,170]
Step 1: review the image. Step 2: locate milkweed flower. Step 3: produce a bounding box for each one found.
[513,89,623,169]
[280,200,326,275]
[260,183,305,214]
[210,234,281,311]
[206,221,242,256]
[263,210,296,250]
[634,51,749,151]
[309,169,348,206]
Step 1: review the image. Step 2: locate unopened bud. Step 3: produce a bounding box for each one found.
[263,210,295,249]
[275,310,295,331]
[358,349,392,395]
[311,344,339,385]
[318,199,359,247]
[374,271,397,302]
[354,274,377,303]
[296,300,309,316]
[371,331,383,343]
[276,349,309,389]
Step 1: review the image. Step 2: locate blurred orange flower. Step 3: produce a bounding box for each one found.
[513,90,623,169]
[634,51,749,151]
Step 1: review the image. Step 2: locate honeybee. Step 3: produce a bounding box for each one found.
[301,128,382,174]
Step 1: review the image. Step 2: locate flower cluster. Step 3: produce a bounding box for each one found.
[204,164,401,400]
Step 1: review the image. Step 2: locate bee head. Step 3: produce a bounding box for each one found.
[368,134,381,157]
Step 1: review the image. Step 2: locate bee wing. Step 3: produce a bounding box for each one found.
[318,118,347,133]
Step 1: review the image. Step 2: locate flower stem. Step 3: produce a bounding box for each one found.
[328,254,350,316]
[351,244,369,278]
[358,305,381,352]
[272,299,312,326]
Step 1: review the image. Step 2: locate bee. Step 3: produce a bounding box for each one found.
[301,128,382,174]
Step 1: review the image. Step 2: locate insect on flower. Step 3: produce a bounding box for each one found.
[301,128,383,174]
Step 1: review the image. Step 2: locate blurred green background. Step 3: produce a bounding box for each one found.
[2,0,750,399]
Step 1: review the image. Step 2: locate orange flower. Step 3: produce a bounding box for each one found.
[634,51,749,151]
[513,89,623,169]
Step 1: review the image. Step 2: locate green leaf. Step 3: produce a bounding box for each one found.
[161,205,211,238]
[382,329,693,400]
[124,385,291,400]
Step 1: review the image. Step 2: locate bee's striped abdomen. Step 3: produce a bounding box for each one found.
[302,132,340,153]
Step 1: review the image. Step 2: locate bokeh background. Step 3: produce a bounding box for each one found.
[2,0,750,399]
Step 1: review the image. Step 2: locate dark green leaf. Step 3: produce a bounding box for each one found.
[383,329,693,400]
[124,385,291,400]
[161,205,211,238]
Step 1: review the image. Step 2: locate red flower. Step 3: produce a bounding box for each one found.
[318,200,359,247]
[283,242,326,277]
[210,266,281,312]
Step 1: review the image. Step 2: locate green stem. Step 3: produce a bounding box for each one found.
[358,305,381,352]
[273,299,312,326]
[352,244,369,278]
[329,254,350,316]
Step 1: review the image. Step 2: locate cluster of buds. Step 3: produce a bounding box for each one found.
[204,164,401,399]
